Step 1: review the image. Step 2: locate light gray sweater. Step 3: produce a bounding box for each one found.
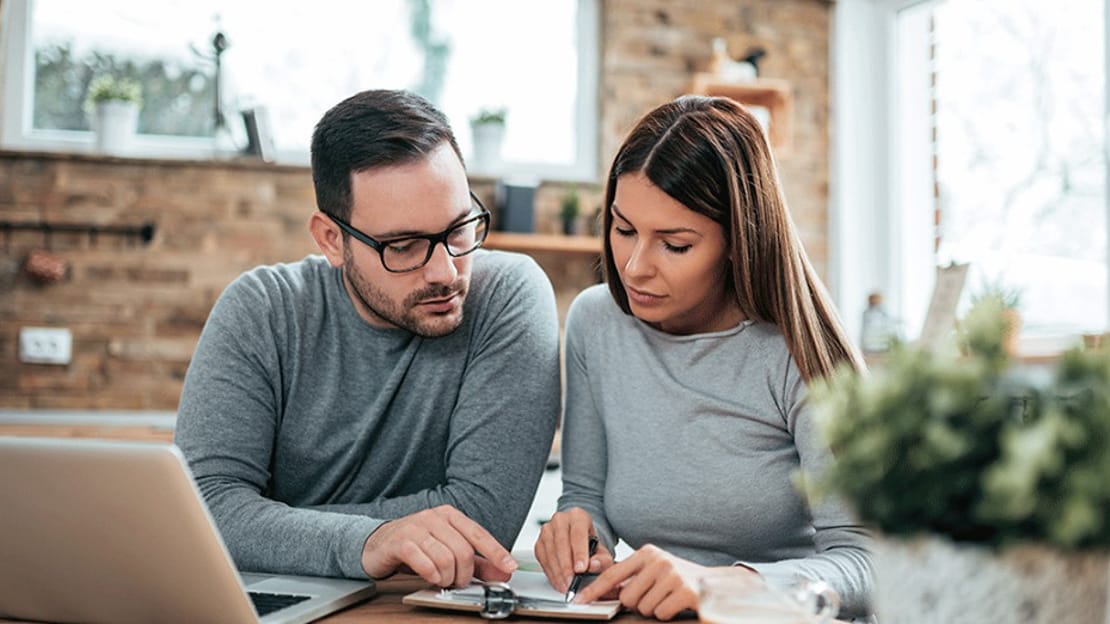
[175,251,560,580]
[558,285,873,617]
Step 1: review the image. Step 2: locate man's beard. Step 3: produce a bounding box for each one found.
[342,245,468,337]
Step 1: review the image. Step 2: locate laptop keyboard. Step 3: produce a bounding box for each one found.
[249,591,312,616]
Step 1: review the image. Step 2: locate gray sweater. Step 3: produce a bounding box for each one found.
[175,251,560,580]
[558,285,873,617]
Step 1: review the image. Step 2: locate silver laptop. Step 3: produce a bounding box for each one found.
[0,437,376,624]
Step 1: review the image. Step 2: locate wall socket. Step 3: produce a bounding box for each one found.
[19,327,73,365]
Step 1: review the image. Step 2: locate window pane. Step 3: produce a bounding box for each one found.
[31,0,217,136]
[26,0,590,172]
[932,0,1106,335]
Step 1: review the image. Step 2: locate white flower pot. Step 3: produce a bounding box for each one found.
[93,101,139,155]
[470,122,504,171]
[875,535,1110,623]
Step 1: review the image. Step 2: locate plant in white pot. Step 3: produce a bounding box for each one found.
[810,298,1110,623]
[559,185,580,235]
[85,75,143,155]
[469,107,506,172]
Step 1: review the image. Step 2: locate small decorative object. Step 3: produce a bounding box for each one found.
[469,107,507,172]
[708,38,766,83]
[811,297,1110,624]
[85,75,142,155]
[559,186,580,236]
[918,262,969,348]
[240,107,275,162]
[23,249,70,285]
[496,177,537,233]
[860,290,898,355]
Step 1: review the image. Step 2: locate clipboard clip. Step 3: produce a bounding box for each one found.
[477,582,572,620]
[479,582,517,619]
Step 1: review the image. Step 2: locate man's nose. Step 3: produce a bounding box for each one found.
[421,241,459,284]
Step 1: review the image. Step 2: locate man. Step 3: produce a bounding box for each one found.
[174,89,560,588]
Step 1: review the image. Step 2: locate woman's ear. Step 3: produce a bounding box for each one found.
[308,212,345,267]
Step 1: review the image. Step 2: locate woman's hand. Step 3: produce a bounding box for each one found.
[534,507,615,592]
[571,545,763,621]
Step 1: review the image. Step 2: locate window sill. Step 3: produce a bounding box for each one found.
[0,147,306,173]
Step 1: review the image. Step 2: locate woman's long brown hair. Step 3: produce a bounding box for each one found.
[602,96,864,382]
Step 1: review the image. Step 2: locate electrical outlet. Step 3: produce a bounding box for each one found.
[19,327,72,365]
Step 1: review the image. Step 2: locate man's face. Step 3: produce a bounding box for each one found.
[339,143,475,337]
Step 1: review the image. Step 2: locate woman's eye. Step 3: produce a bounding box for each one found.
[614,226,635,237]
[664,242,691,254]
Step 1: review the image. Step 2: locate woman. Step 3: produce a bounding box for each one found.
[534,96,872,621]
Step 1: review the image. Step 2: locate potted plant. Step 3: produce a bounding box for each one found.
[810,298,1110,623]
[968,276,1023,356]
[85,75,143,155]
[559,186,580,235]
[469,107,506,171]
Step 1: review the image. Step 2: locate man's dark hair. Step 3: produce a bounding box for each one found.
[310,89,463,221]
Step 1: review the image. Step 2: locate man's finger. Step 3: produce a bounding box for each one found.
[475,555,512,583]
[396,539,442,586]
[427,519,478,587]
[446,509,517,574]
[416,533,459,588]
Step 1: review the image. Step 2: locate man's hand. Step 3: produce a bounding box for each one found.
[360,505,517,587]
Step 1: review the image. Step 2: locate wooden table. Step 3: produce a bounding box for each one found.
[321,576,653,622]
[324,576,854,622]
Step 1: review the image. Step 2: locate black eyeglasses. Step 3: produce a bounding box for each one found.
[327,193,491,273]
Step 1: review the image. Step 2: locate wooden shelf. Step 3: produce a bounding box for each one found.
[691,74,793,151]
[484,232,601,256]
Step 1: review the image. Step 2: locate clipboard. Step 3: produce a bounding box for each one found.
[402,571,620,620]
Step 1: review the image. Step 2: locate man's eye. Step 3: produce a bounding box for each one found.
[388,241,418,254]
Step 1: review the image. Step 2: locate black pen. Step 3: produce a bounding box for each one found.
[564,534,599,603]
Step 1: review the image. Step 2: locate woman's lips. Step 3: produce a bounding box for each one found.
[626,285,665,306]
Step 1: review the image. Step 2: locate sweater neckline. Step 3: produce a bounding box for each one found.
[633,316,755,342]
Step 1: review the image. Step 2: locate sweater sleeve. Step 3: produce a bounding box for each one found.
[743,366,875,619]
[305,257,562,550]
[555,294,619,553]
[175,274,382,579]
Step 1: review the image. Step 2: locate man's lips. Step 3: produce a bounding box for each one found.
[417,291,461,311]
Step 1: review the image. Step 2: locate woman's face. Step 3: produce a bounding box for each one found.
[609,172,740,334]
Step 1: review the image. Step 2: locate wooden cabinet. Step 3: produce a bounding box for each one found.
[691,73,793,152]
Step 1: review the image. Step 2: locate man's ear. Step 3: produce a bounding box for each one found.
[308,212,345,267]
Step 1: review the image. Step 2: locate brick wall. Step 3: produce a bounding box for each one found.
[0,0,832,410]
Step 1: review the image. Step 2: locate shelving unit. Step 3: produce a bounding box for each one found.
[484,232,601,257]
[690,73,793,152]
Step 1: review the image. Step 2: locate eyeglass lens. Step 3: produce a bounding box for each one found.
[382,214,489,272]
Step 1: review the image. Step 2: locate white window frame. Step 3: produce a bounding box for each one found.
[830,0,1110,344]
[0,0,600,181]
